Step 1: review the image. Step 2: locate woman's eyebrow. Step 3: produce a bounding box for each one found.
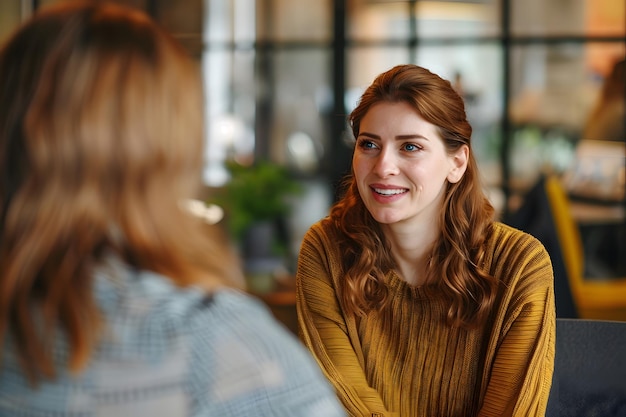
[358,132,429,141]
[358,132,380,139]
[396,134,429,141]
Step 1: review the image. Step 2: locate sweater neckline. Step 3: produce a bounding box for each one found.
[387,270,438,301]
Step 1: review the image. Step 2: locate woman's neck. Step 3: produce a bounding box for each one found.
[382,222,437,286]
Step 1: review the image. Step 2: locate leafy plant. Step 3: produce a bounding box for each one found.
[211,160,302,245]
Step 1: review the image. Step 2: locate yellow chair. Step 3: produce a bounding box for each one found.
[544,176,626,321]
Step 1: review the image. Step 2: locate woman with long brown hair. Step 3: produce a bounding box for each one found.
[296,64,555,416]
[0,2,346,416]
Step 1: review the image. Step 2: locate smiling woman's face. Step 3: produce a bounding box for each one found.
[352,101,467,228]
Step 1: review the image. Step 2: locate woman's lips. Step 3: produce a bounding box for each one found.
[370,185,408,203]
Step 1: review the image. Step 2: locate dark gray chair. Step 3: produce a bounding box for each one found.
[546,318,626,417]
[505,176,578,318]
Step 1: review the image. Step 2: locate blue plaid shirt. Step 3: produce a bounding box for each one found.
[0,262,346,417]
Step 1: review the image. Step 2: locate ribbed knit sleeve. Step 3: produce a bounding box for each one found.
[296,221,555,417]
[296,222,398,417]
[477,224,556,416]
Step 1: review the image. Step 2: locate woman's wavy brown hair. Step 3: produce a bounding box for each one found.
[0,1,242,384]
[331,64,497,328]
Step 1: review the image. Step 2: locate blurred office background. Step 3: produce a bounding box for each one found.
[1,0,624,321]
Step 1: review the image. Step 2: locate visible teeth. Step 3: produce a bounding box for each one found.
[374,188,406,195]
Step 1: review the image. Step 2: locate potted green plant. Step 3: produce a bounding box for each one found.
[210,160,302,291]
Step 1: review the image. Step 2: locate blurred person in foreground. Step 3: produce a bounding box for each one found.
[0,2,346,416]
[296,64,556,417]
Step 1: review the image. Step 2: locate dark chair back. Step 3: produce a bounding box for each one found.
[546,318,626,417]
[505,176,578,318]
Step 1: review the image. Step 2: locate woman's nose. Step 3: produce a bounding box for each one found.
[373,148,399,177]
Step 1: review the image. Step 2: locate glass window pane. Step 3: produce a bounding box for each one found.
[268,50,331,173]
[265,50,334,262]
[586,0,626,36]
[205,0,257,44]
[203,49,256,186]
[416,0,501,38]
[509,43,583,191]
[511,0,584,36]
[347,0,411,41]
[512,0,625,37]
[510,44,588,132]
[507,42,623,193]
[257,0,332,42]
[202,0,258,185]
[346,47,411,112]
[510,42,625,139]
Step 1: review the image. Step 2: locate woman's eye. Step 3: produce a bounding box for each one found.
[403,143,420,152]
[357,139,378,150]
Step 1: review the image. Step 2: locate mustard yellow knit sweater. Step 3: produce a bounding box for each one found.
[296,220,555,417]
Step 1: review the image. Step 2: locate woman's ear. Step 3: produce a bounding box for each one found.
[447,145,469,183]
